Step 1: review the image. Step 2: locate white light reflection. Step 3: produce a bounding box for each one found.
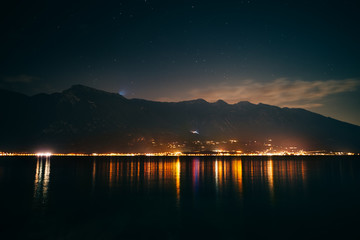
[33,156,51,205]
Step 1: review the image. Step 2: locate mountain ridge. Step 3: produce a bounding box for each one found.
[0,85,359,153]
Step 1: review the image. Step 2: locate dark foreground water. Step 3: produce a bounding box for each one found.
[1,156,360,240]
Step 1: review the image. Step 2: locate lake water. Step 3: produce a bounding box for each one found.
[1,156,360,240]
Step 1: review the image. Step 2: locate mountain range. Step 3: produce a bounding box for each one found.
[1,84,359,153]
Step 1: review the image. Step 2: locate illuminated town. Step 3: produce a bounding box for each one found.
[1,138,358,157]
[0,150,357,157]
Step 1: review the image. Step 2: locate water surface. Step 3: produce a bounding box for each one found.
[1,156,359,239]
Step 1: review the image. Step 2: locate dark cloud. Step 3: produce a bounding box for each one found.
[0,75,54,95]
[3,74,38,83]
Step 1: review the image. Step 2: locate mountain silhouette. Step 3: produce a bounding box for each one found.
[1,85,359,153]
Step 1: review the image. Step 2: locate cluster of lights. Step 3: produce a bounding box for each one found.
[0,151,358,157]
[36,152,52,157]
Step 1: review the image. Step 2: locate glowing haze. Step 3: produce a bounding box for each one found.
[158,78,359,107]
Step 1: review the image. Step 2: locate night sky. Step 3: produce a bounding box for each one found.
[1,0,360,125]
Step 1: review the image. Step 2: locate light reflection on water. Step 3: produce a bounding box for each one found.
[30,156,308,206]
[33,156,51,205]
[87,157,307,205]
[2,156,359,239]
